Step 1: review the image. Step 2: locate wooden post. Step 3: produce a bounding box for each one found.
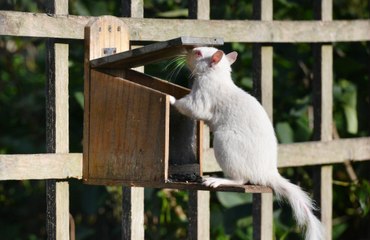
[121,1,145,240]
[188,1,211,239]
[252,1,274,240]
[188,0,210,19]
[46,1,70,240]
[122,187,144,239]
[188,190,210,240]
[313,1,333,239]
[188,124,211,240]
[121,0,144,17]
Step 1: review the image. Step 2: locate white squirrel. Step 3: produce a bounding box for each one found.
[170,47,324,240]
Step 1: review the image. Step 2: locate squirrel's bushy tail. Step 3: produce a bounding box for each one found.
[268,174,324,240]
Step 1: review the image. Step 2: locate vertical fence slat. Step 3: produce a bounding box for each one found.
[252,1,274,240]
[313,1,333,240]
[122,187,144,239]
[188,0,210,19]
[46,39,70,240]
[252,194,273,240]
[188,1,211,239]
[188,190,210,240]
[252,46,273,119]
[46,1,70,240]
[188,124,211,240]
[121,1,145,240]
[121,0,144,18]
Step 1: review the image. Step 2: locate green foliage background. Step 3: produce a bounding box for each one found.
[0,0,369,239]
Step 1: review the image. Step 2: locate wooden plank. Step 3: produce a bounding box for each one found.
[252,45,273,119]
[319,166,332,237]
[86,70,169,183]
[0,153,82,180]
[188,0,210,19]
[313,1,333,239]
[252,0,273,20]
[120,3,145,240]
[46,41,70,240]
[1,11,370,42]
[2,136,368,181]
[252,0,273,116]
[53,41,70,238]
[0,153,268,192]
[164,182,271,193]
[187,2,211,239]
[0,137,369,182]
[110,69,201,173]
[197,121,204,175]
[278,138,370,167]
[121,0,144,18]
[19,141,367,183]
[83,16,131,182]
[204,137,370,171]
[84,16,130,61]
[115,69,190,98]
[252,1,274,239]
[313,44,333,141]
[314,0,332,21]
[106,75,203,176]
[54,43,69,154]
[45,0,68,15]
[91,36,223,69]
[188,190,210,240]
[85,179,272,193]
[56,181,70,240]
[45,1,70,240]
[84,70,199,184]
[252,193,273,240]
[122,186,144,240]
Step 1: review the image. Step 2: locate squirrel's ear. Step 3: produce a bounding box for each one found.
[226,51,238,65]
[211,50,224,65]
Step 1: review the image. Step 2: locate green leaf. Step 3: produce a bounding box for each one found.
[72,1,90,15]
[333,222,348,239]
[355,180,370,216]
[240,77,253,89]
[343,105,358,134]
[275,122,294,143]
[157,9,188,18]
[337,79,358,134]
[216,192,252,208]
[74,91,84,109]
[294,116,311,141]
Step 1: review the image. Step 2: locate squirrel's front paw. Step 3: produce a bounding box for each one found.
[169,95,176,105]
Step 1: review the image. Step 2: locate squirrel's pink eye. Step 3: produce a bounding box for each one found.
[194,50,202,58]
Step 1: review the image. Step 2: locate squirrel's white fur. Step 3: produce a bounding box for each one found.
[171,47,324,240]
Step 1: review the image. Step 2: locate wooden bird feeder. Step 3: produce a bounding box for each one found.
[83,16,271,193]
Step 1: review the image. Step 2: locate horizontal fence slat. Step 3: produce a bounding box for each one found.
[1,137,369,180]
[278,137,370,167]
[1,11,370,42]
[0,153,82,180]
[204,137,370,172]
